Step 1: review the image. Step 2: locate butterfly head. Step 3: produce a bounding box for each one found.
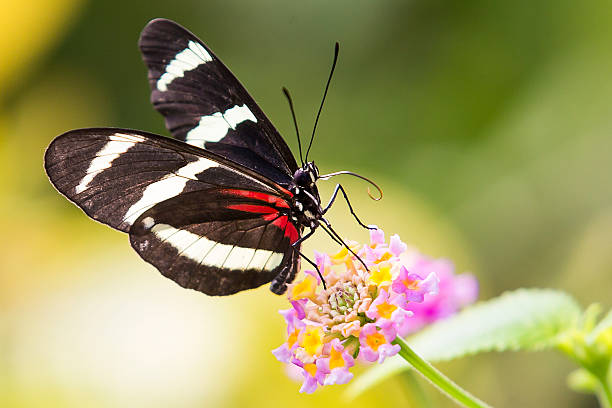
[293,162,320,189]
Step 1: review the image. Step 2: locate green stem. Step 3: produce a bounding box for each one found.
[393,337,493,408]
[595,373,612,408]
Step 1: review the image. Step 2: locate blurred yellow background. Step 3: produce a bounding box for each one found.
[1,0,611,407]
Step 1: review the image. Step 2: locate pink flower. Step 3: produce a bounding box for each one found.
[397,257,478,336]
[366,289,411,328]
[369,227,385,245]
[289,299,307,320]
[292,357,326,393]
[280,305,306,333]
[272,343,293,363]
[272,228,478,393]
[300,374,319,393]
[389,234,407,256]
[359,322,401,363]
[314,251,332,276]
[316,339,355,385]
[392,266,439,303]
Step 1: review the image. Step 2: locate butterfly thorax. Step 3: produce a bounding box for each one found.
[290,162,322,228]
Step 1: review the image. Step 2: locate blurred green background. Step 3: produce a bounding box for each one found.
[1,0,611,406]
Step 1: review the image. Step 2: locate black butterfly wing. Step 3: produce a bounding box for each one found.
[129,189,301,295]
[45,128,300,295]
[138,18,298,186]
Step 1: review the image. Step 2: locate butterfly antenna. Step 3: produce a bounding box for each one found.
[319,170,383,201]
[305,42,340,162]
[282,87,304,166]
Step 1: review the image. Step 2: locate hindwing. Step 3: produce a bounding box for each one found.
[44,128,301,294]
[129,189,301,295]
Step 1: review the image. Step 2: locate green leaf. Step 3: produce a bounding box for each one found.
[409,288,581,360]
[346,289,581,399]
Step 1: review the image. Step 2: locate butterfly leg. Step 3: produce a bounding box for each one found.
[270,247,325,294]
[269,228,327,294]
[291,228,328,289]
[322,184,376,230]
[293,247,327,290]
[320,218,370,272]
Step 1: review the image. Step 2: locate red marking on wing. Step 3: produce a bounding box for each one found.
[221,189,289,208]
[283,220,300,244]
[227,204,277,214]
[276,185,293,197]
[263,214,300,243]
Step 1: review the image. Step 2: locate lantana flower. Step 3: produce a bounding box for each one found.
[274,228,482,393]
[359,321,401,363]
[273,228,479,393]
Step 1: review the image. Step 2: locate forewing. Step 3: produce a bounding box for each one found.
[129,189,302,295]
[44,128,284,233]
[138,18,298,186]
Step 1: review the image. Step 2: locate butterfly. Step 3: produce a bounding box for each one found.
[44,18,380,296]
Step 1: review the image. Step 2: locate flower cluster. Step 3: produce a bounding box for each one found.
[273,228,471,393]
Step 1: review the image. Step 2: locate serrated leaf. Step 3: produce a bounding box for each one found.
[410,288,581,360]
[346,289,581,399]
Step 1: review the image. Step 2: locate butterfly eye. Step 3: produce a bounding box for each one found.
[292,169,308,186]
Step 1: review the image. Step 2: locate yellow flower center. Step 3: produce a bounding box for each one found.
[330,246,358,270]
[376,302,397,319]
[301,326,324,356]
[375,251,392,264]
[304,363,318,377]
[289,275,318,300]
[366,332,387,351]
[329,347,345,370]
[331,247,349,262]
[368,263,392,286]
[402,278,420,290]
[287,328,300,348]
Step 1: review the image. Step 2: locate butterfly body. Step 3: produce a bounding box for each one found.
[289,162,323,228]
